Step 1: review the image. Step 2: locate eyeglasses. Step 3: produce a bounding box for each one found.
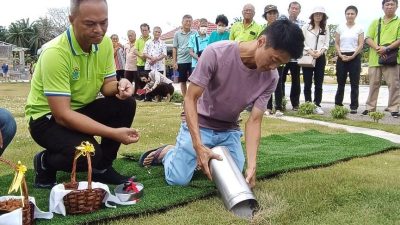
[243,9,254,13]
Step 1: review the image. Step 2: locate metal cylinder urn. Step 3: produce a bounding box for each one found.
[210,146,258,219]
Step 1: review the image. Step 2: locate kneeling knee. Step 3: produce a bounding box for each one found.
[165,176,191,186]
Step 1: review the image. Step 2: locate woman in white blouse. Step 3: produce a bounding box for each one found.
[302,6,330,115]
[334,6,364,114]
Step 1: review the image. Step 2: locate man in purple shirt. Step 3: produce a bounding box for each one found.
[140,20,304,188]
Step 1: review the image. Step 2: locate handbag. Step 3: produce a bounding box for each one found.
[298,30,319,68]
[297,55,316,67]
[377,18,399,66]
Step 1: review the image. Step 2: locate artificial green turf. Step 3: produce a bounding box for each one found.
[0,130,398,225]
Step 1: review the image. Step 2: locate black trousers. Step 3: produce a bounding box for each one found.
[116,70,125,81]
[302,55,326,107]
[334,53,361,110]
[267,66,284,110]
[282,62,301,108]
[29,96,136,172]
[147,83,175,99]
[135,66,146,92]
[124,70,139,94]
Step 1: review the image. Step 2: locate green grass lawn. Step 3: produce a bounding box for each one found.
[1,82,400,225]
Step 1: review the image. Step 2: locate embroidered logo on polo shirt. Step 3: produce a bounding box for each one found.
[72,67,80,80]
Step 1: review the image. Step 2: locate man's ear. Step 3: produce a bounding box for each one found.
[257,35,268,48]
[69,15,74,24]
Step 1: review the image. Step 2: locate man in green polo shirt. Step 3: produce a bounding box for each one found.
[25,0,140,189]
[362,0,400,118]
[229,3,262,42]
[134,23,152,98]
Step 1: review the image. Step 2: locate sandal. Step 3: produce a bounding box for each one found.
[138,145,168,167]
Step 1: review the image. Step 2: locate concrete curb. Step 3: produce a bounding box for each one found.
[276,116,400,144]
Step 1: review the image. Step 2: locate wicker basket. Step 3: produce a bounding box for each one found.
[0,157,34,225]
[63,151,106,214]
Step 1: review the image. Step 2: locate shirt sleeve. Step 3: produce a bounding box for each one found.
[188,45,217,88]
[188,34,195,50]
[366,19,378,40]
[303,26,311,51]
[173,32,178,48]
[104,37,117,78]
[229,23,237,40]
[143,40,150,55]
[162,41,167,55]
[253,71,278,112]
[322,27,330,50]
[41,48,71,96]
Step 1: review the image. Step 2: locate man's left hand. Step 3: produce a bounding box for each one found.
[245,167,256,188]
[116,78,134,100]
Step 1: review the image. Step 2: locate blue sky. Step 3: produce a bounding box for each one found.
[1,0,387,42]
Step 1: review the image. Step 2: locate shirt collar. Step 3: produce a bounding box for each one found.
[66,26,99,56]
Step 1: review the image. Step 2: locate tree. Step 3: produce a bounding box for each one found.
[0,26,7,42]
[29,17,55,55]
[47,7,69,36]
[6,18,33,47]
[231,17,243,26]
[326,24,338,64]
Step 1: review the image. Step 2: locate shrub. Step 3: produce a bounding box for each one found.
[368,111,385,123]
[171,92,183,103]
[330,105,349,119]
[298,102,316,115]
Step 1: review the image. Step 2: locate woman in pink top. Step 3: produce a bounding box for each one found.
[124,30,140,95]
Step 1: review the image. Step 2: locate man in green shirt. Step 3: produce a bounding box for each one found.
[229,3,262,42]
[25,0,139,188]
[362,0,400,117]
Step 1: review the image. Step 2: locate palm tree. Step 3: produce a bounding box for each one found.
[6,18,33,47]
[29,17,55,55]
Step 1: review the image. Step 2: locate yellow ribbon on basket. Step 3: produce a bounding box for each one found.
[8,161,27,206]
[75,141,95,159]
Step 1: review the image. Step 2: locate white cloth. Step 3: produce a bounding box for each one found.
[0,196,53,225]
[337,23,364,52]
[50,181,138,216]
[302,24,330,52]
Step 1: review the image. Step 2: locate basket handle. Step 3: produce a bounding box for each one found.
[70,153,93,190]
[0,157,30,201]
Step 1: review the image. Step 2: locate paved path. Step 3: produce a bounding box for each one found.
[173,83,389,109]
[277,116,400,144]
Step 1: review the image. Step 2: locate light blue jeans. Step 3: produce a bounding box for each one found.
[163,122,244,186]
[0,108,17,156]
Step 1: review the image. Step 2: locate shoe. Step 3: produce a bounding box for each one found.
[361,110,370,116]
[33,150,57,189]
[350,109,357,114]
[292,106,299,111]
[391,112,399,118]
[275,110,284,117]
[92,166,135,185]
[314,107,324,115]
[264,109,272,116]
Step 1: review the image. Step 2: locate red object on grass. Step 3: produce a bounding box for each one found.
[136,89,146,95]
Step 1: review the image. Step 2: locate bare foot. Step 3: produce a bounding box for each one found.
[165,93,171,102]
[143,145,174,166]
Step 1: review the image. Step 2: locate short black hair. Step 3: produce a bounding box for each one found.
[382,0,398,6]
[259,19,304,59]
[70,0,107,16]
[215,14,229,26]
[138,71,150,78]
[140,23,150,31]
[345,5,358,15]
